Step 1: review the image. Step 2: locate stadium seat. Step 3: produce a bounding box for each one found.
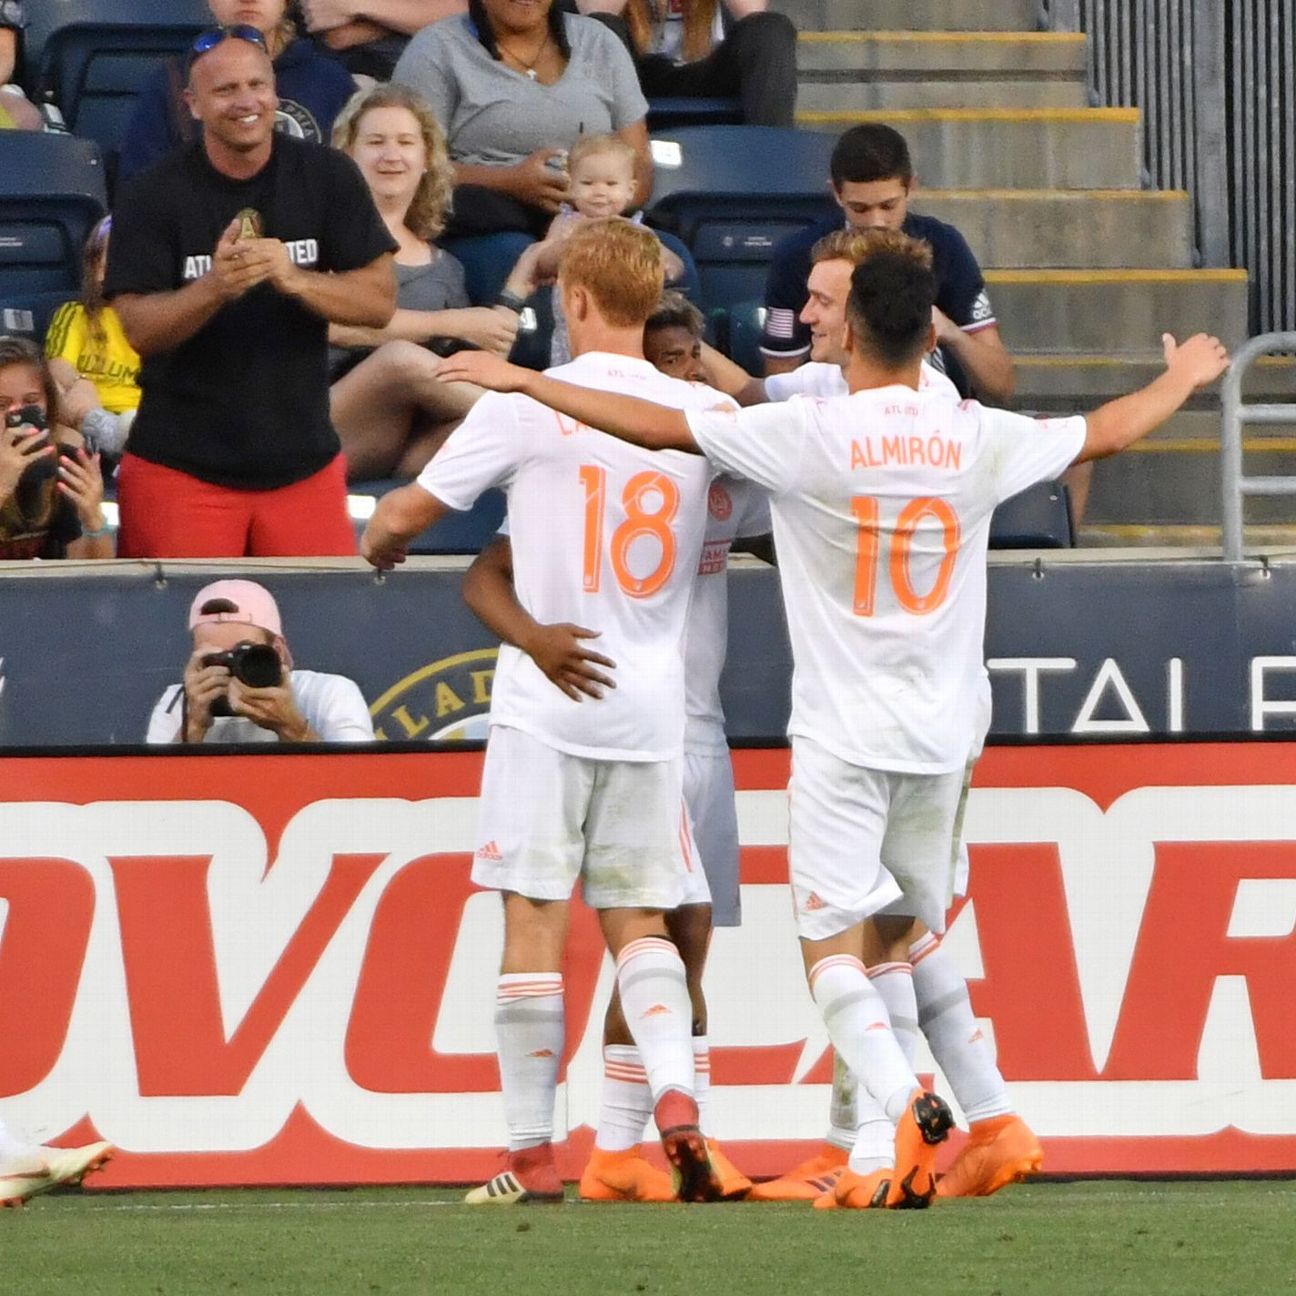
[989,480,1074,549]
[720,299,768,375]
[645,126,838,313]
[0,133,107,344]
[349,480,507,555]
[646,97,743,131]
[27,0,211,183]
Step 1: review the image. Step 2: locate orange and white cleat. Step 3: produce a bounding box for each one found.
[812,1167,892,1211]
[465,1144,565,1205]
[655,1090,722,1203]
[886,1090,954,1209]
[937,1114,1043,1199]
[704,1141,752,1200]
[747,1144,849,1202]
[0,1140,113,1208]
[579,1146,676,1203]
[43,1141,114,1189]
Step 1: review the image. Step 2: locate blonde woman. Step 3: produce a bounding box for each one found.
[329,84,514,479]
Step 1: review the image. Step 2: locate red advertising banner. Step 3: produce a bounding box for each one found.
[2,742,1294,1187]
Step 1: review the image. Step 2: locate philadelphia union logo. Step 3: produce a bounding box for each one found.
[370,648,497,741]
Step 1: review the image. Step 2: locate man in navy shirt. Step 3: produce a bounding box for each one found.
[760,124,1014,403]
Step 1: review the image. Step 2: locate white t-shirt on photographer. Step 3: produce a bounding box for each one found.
[146,669,375,744]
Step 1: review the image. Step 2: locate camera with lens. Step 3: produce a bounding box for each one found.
[5,403,48,433]
[202,641,283,716]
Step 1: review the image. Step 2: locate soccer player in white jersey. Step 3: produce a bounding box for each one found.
[362,219,731,1204]
[462,295,770,1203]
[436,234,1230,1208]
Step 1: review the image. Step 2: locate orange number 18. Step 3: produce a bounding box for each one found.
[580,465,680,598]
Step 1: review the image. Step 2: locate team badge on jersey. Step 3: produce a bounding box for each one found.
[708,483,733,521]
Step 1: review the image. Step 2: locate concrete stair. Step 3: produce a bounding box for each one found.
[797,32,1088,110]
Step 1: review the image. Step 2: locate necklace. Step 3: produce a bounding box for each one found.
[497,31,550,79]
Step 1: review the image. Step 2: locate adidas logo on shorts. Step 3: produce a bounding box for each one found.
[804,891,827,911]
[476,841,503,861]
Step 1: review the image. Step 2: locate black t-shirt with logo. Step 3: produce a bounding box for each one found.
[104,136,397,489]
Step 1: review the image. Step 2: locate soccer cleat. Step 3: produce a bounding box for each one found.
[936,1114,1043,1199]
[464,1145,564,1206]
[0,1151,52,1209]
[578,1146,676,1203]
[812,1167,893,1211]
[747,1144,849,1202]
[655,1090,722,1203]
[42,1141,114,1189]
[705,1140,753,1200]
[886,1089,955,1209]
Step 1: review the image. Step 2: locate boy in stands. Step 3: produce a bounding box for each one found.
[436,235,1228,1208]
[463,293,768,1201]
[363,219,732,1203]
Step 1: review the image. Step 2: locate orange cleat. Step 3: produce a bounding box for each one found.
[886,1090,954,1209]
[747,1144,850,1202]
[465,1143,565,1205]
[705,1141,752,1200]
[655,1090,722,1202]
[812,1167,892,1211]
[936,1114,1043,1199]
[579,1146,676,1203]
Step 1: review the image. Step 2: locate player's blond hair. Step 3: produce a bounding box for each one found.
[558,218,665,328]
[568,133,638,179]
[811,227,933,272]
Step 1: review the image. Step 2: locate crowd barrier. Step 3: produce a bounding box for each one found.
[2,739,1294,1187]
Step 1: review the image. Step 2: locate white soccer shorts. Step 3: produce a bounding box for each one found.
[472,725,701,911]
[787,735,967,940]
[681,747,738,926]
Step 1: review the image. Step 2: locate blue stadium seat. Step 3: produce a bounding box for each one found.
[349,480,507,555]
[720,299,767,375]
[646,97,743,131]
[645,126,838,313]
[0,133,107,344]
[989,481,1074,549]
[28,0,211,180]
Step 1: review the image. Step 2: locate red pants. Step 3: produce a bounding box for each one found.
[117,453,356,558]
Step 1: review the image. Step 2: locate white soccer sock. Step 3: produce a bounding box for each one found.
[868,961,919,1067]
[808,955,918,1126]
[848,1094,895,1175]
[494,972,564,1151]
[693,1037,714,1137]
[615,937,695,1101]
[0,1116,31,1159]
[911,932,1012,1123]
[596,1045,654,1152]
[826,1051,858,1151]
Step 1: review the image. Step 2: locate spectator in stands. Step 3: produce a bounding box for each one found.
[147,579,375,743]
[579,0,796,127]
[0,0,40,131]
[392,0,650,299]
[329,84,512,480]
[104,28,397,558]
[118,0,356,183]
[44,216,140,461]
[300,0,467,80]
[761,123,1015,404]
[0,337,112,560]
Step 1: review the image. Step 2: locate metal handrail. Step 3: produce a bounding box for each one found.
[1220,332,1296,563]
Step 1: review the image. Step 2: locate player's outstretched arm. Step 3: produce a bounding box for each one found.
[463,537,616,702]
[435,353,703,453]
[1076,333,1229,464]
[361,482,447,570]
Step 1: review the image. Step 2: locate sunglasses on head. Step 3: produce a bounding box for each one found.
[190,23,268,58]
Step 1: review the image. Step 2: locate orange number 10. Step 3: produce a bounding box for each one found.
[851,495,960,617]
[580,465,680,598]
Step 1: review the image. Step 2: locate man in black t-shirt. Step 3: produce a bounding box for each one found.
[104,27,397,558]
[760,124,1014,403]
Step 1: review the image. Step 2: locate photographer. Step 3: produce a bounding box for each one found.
[0,336,112,560]
[147,580,375,744]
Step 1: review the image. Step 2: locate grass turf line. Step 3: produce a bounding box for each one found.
[4,1181,1295,1296]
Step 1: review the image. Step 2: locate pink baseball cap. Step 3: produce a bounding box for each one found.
[187,580,283,637]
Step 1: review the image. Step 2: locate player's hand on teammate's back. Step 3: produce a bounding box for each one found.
[1162,333,1230,388]
[519,622,617,702]
[436,352,529,392]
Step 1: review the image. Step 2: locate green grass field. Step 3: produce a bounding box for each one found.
[5,1182,1295,1296]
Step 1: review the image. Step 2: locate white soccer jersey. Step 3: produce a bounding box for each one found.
[687,388,1086,773]
[683,476,771,751]
[420,352,727,761]
[763,359,959,404]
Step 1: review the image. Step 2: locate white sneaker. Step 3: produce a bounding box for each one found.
[0,1150,54,1208]
[42,1141,115,1189]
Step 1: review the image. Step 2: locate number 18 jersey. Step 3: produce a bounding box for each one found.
[687,387,1086,774]
[419,352,726,761]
